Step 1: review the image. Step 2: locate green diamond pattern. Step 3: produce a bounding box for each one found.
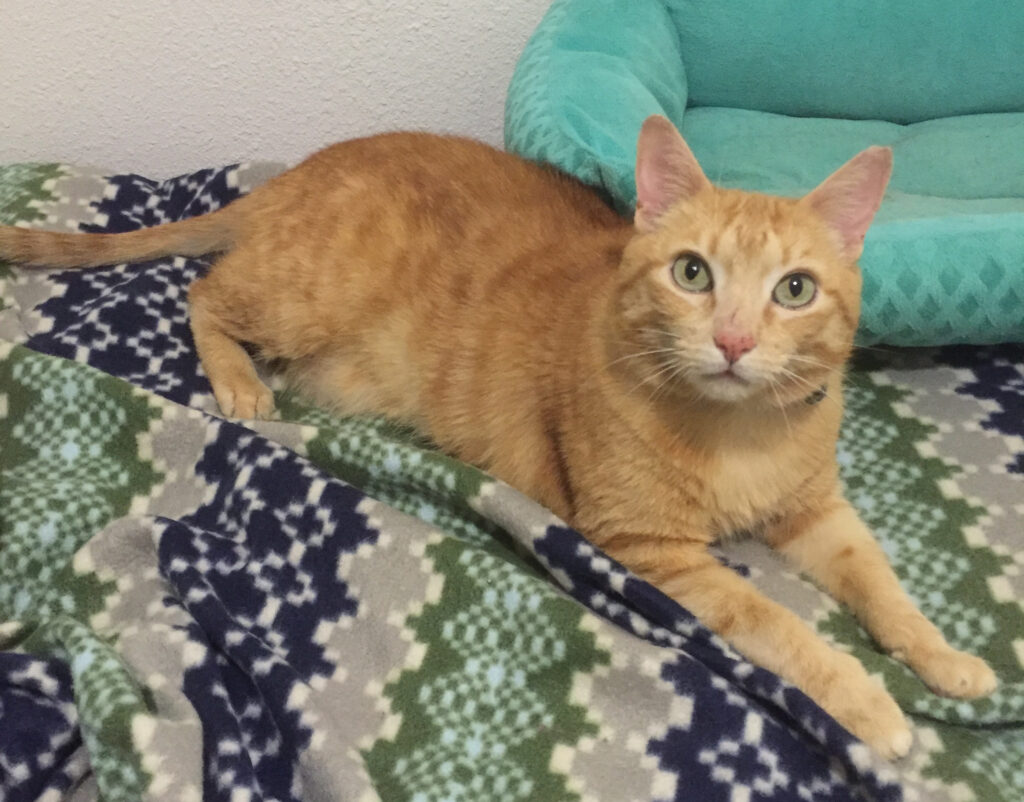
[0,345,162,799]
[278,393,508,549]
[364,538,608,802]
[0,163,64,226]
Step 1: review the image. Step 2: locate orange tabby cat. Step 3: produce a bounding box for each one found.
[0,116,996,758]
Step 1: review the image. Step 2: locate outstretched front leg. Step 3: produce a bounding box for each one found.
[763,496,997,699]
[598,532,914,759]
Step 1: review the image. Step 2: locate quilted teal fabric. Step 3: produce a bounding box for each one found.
[505,0,1024,345]
[665,0,1024,125]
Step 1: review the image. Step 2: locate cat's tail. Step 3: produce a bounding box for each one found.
[0,205,240,269]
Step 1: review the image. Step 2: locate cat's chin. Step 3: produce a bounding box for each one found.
[691,372,759,403]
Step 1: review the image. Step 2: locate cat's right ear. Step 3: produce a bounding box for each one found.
[634,115,710,232]
[802,146,893,260]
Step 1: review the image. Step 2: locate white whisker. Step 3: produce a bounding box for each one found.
[605,346,682,369]
[775,366,842,408]
[785,354,836,370]
[628,358,683,398]
[768,376,793,437]
[648,361,688,404]
[582,340,681,386]
[636,327,684,345]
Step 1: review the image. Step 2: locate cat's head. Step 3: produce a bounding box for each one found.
[609,115,891,407]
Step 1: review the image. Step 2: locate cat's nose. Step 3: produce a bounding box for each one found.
[714,330,756,364]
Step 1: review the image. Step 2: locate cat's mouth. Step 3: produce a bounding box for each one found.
[698,362,753,386]
[708,367,748,384]
[692,365,758,402]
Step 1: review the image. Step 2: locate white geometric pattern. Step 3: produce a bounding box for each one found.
[697,712,790,801]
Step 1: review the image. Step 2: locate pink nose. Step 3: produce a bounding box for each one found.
[714,330,756,363]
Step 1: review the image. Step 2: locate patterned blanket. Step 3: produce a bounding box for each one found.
[0,162,1021,802]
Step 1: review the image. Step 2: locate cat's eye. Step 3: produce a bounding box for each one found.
[773,272,817,308]
[671,254,713,293]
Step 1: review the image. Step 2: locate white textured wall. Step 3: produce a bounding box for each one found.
[0,0,550,177]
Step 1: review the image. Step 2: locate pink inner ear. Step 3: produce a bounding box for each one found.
[635,116,709,232]
[805,146,893,258]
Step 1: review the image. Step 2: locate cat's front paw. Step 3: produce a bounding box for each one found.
[823,655,912,760]
[910,647,997,699]
[212,374,276,420]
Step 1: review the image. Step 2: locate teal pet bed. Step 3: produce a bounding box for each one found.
[505,0,1024,345]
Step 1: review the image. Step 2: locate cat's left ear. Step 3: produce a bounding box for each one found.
[803,146,893,260]
[634,115,710,232]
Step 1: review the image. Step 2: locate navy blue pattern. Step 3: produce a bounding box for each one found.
[941,344,1024,473]
[533,525,902,801]
[0,654,82,802]
[158,424,377,802]
[25,167,243,404]
[83,168,241,234]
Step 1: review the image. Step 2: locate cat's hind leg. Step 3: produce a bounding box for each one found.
[188,272,275,419]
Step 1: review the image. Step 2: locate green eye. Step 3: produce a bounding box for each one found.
[773,272,817,308]
[671,254,713,293]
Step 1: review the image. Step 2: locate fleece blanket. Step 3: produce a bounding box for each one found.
[0,162,1021,802]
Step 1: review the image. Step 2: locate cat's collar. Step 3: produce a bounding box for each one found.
[804,384,828,406]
